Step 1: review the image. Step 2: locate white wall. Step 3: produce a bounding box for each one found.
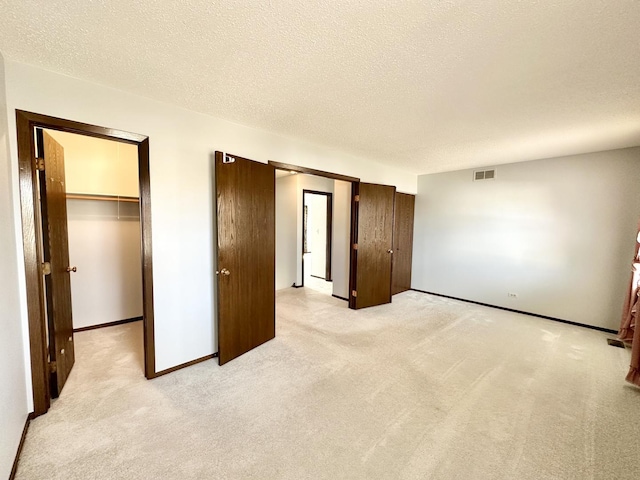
[0,52,28,480]
[66,200,143,329]
[275,174,298,290]
[3,59,417,378]
[47,130,139,197]
[412,148,640,330]
[332,181,352,299]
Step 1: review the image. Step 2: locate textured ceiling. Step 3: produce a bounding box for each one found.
[1,1,639,174]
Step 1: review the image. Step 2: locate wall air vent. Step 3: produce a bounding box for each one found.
[473,169,496,181]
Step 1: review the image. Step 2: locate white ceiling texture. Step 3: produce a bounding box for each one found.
[0,1,639,174]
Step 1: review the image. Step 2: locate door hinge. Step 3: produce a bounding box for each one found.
[352,290,357,297]
[41,262,51,275]
[35,157,45,171]
[353,243,358,250]
[354,194,360,202]
[49,361,57,373]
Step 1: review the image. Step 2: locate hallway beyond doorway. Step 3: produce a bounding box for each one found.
[302,265,333,296]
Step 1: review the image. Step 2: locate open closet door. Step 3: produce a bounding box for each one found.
[350,182,396,309]
[215,152,276,365]
[392,193,416,295]
[38,130,75,397]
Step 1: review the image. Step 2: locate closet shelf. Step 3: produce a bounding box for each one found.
[66,193,139,203]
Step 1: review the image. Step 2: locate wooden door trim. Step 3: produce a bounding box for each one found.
[16,110,156,417]
[269,160,360,183]
[325,192,333,282]
[389,188,397,301]
[302,190,333,282]
[348,182,360,309]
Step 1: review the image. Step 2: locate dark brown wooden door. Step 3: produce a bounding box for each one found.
[392,193,415,295]
[38,130,75,397]
[215,152,275,365]
[351,183,396,309]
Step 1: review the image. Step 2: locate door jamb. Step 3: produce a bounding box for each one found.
[16,110,156,417]
[268,161,359,183]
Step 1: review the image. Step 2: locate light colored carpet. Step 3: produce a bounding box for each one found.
[303,274,334,296]
[16,289,640,479]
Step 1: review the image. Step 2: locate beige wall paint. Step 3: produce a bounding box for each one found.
[46,130,139,197]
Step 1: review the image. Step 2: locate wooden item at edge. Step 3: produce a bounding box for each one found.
[39,131,75,396]
[216,151,276,365]
[16,110,155,417]
[391,193,415,295]
[66,193,139,203]
[352,182,395,309]
[269,160,359,183]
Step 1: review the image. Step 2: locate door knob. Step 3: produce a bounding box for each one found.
[67,266,77,272]
[216,268,231,276]
[387,249,393,254]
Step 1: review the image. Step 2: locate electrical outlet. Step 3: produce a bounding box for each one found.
[508,292,518,298]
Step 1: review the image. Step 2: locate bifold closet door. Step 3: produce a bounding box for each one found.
[215,152,276,365]
[350,182,395,309]
[392,193,415,295]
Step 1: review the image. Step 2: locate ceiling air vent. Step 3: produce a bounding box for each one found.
[473,169,496,181]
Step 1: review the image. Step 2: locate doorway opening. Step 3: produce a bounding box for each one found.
[302,190,333,295]
[215,154,398,365]
[273,165,354,301]
[42,128,144,387]
[16,111,155,417]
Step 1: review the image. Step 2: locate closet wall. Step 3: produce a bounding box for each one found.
[47,130,143,329]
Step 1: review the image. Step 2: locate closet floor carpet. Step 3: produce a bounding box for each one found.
[15,289,640,479]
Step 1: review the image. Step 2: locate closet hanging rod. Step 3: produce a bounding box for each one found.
[66,193,140,203]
